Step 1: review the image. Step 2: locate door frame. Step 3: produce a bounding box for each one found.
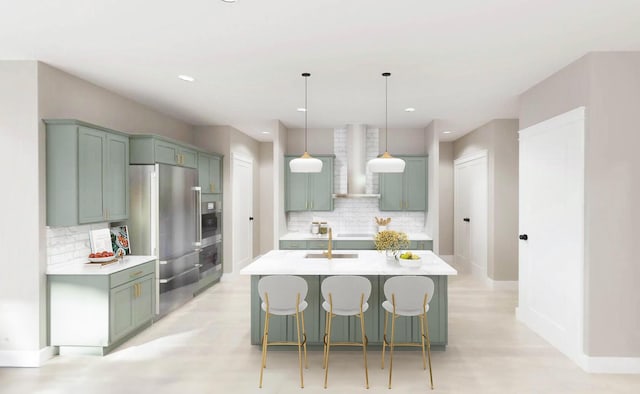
[231,153,254,273]
[454,150,488,279]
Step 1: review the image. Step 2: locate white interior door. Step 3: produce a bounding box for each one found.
[232,155,253,271]
[454,152,488,277]
[517,107,584,362]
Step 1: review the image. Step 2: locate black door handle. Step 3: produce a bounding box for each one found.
[249,217,254,221]
[463,218,470,222]
[519,234,528,241]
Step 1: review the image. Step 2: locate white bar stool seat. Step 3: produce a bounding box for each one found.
[321,275,371,389]
[257,275,308,388]
[382,275,435,390]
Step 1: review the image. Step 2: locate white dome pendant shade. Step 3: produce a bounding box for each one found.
[367,152,406,173]
[289,73,323,173]
[290,152,323,173]
[366,72,406,173]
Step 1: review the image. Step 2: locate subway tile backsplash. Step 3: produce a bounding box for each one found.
[46,223,109,266]
[287,198,425,235]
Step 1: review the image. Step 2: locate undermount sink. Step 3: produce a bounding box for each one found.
[337,233,375,238]
[305,253,359,259]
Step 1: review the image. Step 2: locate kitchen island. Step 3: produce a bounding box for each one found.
[240,250,457,349]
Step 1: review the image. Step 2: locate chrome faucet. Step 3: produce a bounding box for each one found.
[323,227,332,259]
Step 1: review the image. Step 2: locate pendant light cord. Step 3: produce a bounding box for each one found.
[304,74,308,153]
[385,73,388,152]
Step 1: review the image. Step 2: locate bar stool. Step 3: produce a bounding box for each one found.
[321,275,371,389]
[381,275,435,389]
[257,275,308,388]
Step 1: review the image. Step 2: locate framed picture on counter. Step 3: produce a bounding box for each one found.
[110,225,131,256]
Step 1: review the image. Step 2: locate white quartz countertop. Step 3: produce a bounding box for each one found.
[280,232,433,241]
[240,250,456,276]
[46,255,157,276]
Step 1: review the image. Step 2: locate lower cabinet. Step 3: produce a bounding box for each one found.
[49,261,156,355]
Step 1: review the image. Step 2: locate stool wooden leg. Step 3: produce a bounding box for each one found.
[322,310,329,370]
[324,310,333,389]
[424,313,434,390]
[259,311,270,388]
[420,312,427,370]
[301,310,308,369]
[295,308,304,388]
[359,310,369,389]
[388,312,396,389]
[382,310,388,369]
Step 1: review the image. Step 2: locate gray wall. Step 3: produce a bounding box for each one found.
[438,142,454,255]
[286,128,334,155]
[453,119,519,281]
[38,63,194,144]
[519,52,640,357]
[0,61,44,363]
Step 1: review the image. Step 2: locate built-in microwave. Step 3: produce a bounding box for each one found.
[201,201,222,242]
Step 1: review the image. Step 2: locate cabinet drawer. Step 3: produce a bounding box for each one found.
[334,240,375,250]
[307,240,332,250]
[110,261,155,289]
[279,240,307,250]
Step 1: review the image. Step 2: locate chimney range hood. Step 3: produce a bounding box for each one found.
[332,124,381,198]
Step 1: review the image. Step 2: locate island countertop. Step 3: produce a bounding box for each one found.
[240,250,457,276]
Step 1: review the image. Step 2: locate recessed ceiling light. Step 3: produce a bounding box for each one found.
[297,107,307,112]
[262,131,270,134]
[443,131,453,134]
[221,0,237,3]
[404,107,416,112]
[178,75,195,82]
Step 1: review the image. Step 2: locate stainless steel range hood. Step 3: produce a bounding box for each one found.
[333,124,380,198]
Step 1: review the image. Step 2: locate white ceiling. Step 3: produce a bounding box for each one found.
[2,0,640,142]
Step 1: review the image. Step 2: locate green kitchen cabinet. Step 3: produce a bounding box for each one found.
[198,152,223,194]
[130,135,199,169]
[285,155,334,211]
[46,120,129,226]
[49,260,156,355]
[379,156,427,211]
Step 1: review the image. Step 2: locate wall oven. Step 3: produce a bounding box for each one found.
[199,201,223,279]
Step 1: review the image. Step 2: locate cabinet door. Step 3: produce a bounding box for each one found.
[110,281,135,342]
[133,275,154,326]
[198,153,212,194]
[404,157,427,211]
[180,147,198,168]
[210,156,222,193]
[155,140,179,165]
[285,157,309,211]
[309,157,333,211]
[106,133,129,221]
[379,172,404,211]
[78,127,106,223]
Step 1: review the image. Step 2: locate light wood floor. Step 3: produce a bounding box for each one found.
[2,259,639,393]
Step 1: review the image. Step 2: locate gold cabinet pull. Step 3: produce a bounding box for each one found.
[310,201,313,209]
[130,270,143,278]
[210,183,214,192]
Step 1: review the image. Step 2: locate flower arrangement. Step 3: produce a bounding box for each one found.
[374,230,409,259]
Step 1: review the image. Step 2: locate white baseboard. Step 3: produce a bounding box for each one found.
[487,278,519,290]
[0,346,56,367]
[578,355,640,374]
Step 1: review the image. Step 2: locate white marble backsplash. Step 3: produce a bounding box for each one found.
[46,223,109,266]
[287,198,425,235]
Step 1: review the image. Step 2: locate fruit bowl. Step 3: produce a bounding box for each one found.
[398,252,422,268]
[88,256,116,263]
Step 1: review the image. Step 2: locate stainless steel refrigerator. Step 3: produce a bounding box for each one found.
[129,164,202,317]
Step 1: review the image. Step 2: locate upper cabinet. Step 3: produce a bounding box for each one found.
[379,156,427,211]
[198,152,223,194]
[130,136,198,169]
[285,155,334,211]
[46,120,130,226]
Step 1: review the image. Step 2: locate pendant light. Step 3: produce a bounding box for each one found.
[367,72,406,173]
[289,73,323,173]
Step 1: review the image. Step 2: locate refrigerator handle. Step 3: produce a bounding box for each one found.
[194,186,202,250]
